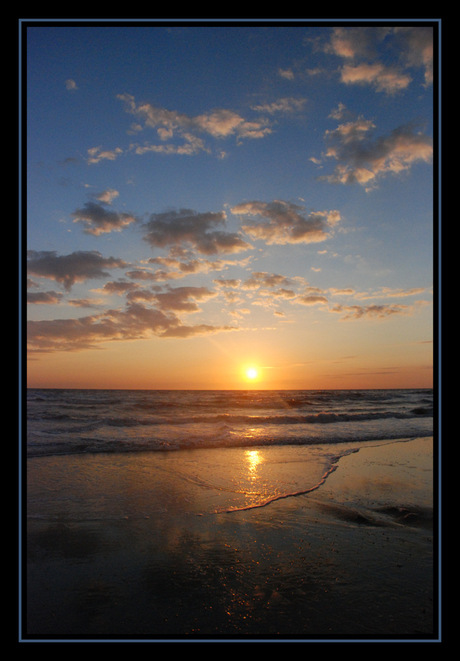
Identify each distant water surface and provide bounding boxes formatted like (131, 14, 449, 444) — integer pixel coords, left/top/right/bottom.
(26, 388, 433, 458)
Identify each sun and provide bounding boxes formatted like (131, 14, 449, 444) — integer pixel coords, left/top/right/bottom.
(245, 367, 258, 380)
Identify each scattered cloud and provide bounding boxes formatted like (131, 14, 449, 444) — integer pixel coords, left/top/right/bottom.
(160, 322, 237, 339)
(316, 116, 432, 189)
(231, 200, 340, 245)
(152, 286, 217, 313)
(101, 280, 140, 295)
(251, 97, 307, 114)
(27, 27, 434, 360)
(241, 271, 293, 290)
(330, 303, 410, 320)
(278, 68, 295, 80)
(323, 26, 433, 93)
(27, 291, 63, 305)
(26, 249, 431, 353)
(71, 201, 137, 235)
(27, 250, 128, 291)
(355, 286, 431, 300)
(296, 294, 329, 306)
(142, 208, 252, 255)
(87, 146, 123, 164)
(340, 62, 411, 94)
(117, 93, 273, 156)
(147, 253, 251, 281)
(130, 134, 208, 156)
(392, 26, 434, 87)
(27, 300, 237, 353)
(95, 189, 119, 204)
(67, 298, 103, 308)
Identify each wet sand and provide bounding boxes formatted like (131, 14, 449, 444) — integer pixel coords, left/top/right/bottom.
(24, 436, 436, 640)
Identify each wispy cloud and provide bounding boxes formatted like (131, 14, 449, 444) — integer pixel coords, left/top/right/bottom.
(117, 93, 273, 157)
(250, 97, 307, 114)
(330, 303, 411, 320)
(148, 252, 252, 281)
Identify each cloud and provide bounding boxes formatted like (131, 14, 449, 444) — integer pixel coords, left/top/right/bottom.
(278, 68, 295, 80)
(152, 286, 217, 313)
(392, 26, 434, 86)
(71, 201, 137, 235)
(67, 298, 103, 308)
(101, 280, 140, 295)
(324, 27, 412, 94)
(27, 291, 63, 305)
(148, 252, 253, 281)
(354, 286, 431, 300)
(65, 79, 78, 91)
(250, 97, 307, 114)
(323, 26, 433, 93)
(296, 294, 329, 306)
(131, 133, 208, 156)
(318, 118, 432, 189)
(87, 146, 123, 164)
(143, 208, 252, 255)
(160, 323, 236, 338)
(241, 271, 293, 289)
(340, 62, 411, 94)
(125, 269, 158, 282)
(27, 301, 237, 353)
(330, 303, 410, 320)
(324, 26, 385, 60)
(231, 200, 340, 245)
(95, 189, 119, 204)
(27, 250, 127, 291)
(117, 93, 272, 155)
(213, 278, 241, 289)
(27, 304, 171, 353)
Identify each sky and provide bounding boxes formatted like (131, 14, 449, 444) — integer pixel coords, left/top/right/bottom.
(24, 19, 437, 390)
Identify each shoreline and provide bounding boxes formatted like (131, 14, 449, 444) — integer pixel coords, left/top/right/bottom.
(25, 436, 436, 640)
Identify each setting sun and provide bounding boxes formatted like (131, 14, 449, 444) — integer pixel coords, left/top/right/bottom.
(245, 367, 258, 380)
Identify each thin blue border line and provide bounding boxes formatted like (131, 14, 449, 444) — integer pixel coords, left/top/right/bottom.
(18, 16, 23, 645)
(18, 17, 441, 24)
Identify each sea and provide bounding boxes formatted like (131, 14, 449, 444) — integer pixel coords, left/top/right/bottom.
(26, 388, 434, 459)
(25, 388, 436, 637)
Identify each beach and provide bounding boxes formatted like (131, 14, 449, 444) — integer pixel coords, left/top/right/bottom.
(25, 435, 435, 641)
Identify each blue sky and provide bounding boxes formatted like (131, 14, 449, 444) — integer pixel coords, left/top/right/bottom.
(24, 20, 437, 389)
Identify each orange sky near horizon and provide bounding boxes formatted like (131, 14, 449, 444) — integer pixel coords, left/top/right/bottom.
(27, 322, 433, 391)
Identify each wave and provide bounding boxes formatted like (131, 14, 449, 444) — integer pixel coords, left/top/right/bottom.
(27, 407, 433, 429)
(26, 388, 434, 458)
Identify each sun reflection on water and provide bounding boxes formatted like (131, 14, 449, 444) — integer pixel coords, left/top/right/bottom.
(246, 449, 262, 476)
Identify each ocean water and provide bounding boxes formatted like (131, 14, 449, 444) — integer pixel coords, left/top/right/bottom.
(26, 388, 433, 459)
